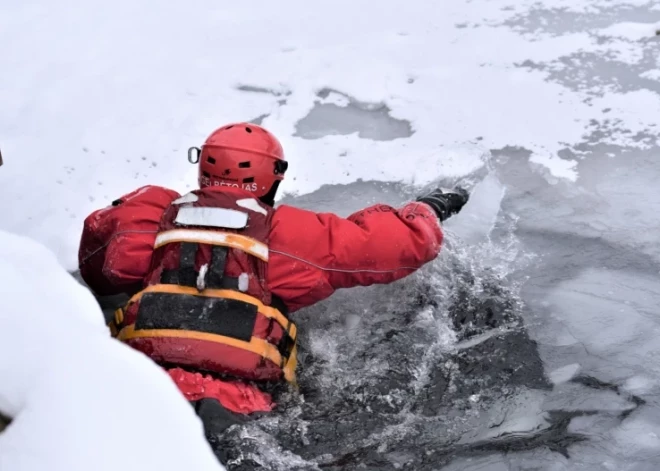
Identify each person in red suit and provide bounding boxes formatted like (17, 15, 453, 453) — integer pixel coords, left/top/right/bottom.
(78, 122, 469, 463)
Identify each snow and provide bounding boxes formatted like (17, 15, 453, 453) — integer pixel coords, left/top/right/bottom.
(0, 229, 225, 471)
(529, 153, 579, 182)
(1, 0, 659, 269)
(597, 20, 660, 41)
(641, 69, 660, 81)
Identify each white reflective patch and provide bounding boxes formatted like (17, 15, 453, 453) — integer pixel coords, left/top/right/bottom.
(175, 207, 248, 229)
(197, 264, 208, 291)
(172, 192, 199, 205)
(236, 198, 267, 216)
(238, 273, 249, 292)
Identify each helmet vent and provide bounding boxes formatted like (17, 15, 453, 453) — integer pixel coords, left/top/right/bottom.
(206, 156, 216, 164)
(202, 171, 211, 178)
(243, 177, 255, 183)
(238, 161, 251, 168)
(245, 126, 253, 133)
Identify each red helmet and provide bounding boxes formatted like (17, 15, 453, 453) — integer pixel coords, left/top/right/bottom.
(189, 122, 288, 199)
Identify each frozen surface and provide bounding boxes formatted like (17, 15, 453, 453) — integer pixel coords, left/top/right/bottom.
(0, 230, 224, 471)
(442, 171, 507, 246)
(598, 20, 660, 40)
(2, 0, 660, 268)
(2, 0, 660, 470)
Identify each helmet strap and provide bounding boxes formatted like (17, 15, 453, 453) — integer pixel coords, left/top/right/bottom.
(259, 181, 281, 207)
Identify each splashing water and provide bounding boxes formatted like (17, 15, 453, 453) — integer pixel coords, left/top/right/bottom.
(214, 171, 570, 470)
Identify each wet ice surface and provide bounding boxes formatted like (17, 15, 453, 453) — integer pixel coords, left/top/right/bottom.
(213, 4, 660, 471)
(293, 88, 414, 141)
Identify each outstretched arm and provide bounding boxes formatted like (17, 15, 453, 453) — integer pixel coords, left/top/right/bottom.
(268, 201, 443, 310)
(267, 187, 469, 311)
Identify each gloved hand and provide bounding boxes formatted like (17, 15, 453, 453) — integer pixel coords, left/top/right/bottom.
(416, 187, 470, 222)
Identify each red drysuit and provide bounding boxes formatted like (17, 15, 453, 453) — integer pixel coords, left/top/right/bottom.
(79, 185, 443, 415)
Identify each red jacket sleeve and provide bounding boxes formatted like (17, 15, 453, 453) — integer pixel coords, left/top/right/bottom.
(78, 185, 180, 296)
(267, 201, 443, 312)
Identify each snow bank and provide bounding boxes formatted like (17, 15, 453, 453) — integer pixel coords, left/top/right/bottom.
(0, 230, 225, 471)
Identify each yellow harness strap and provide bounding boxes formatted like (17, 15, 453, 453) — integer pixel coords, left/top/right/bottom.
(117, 324, 287, 366)
(126, 284, 297, 340)
(115, 283, 298, 383)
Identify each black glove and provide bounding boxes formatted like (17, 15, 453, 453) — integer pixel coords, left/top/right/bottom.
(416, 187, 469, 222)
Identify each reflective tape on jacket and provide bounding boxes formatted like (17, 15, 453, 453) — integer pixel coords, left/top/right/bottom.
(154, 229, 269, 261)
